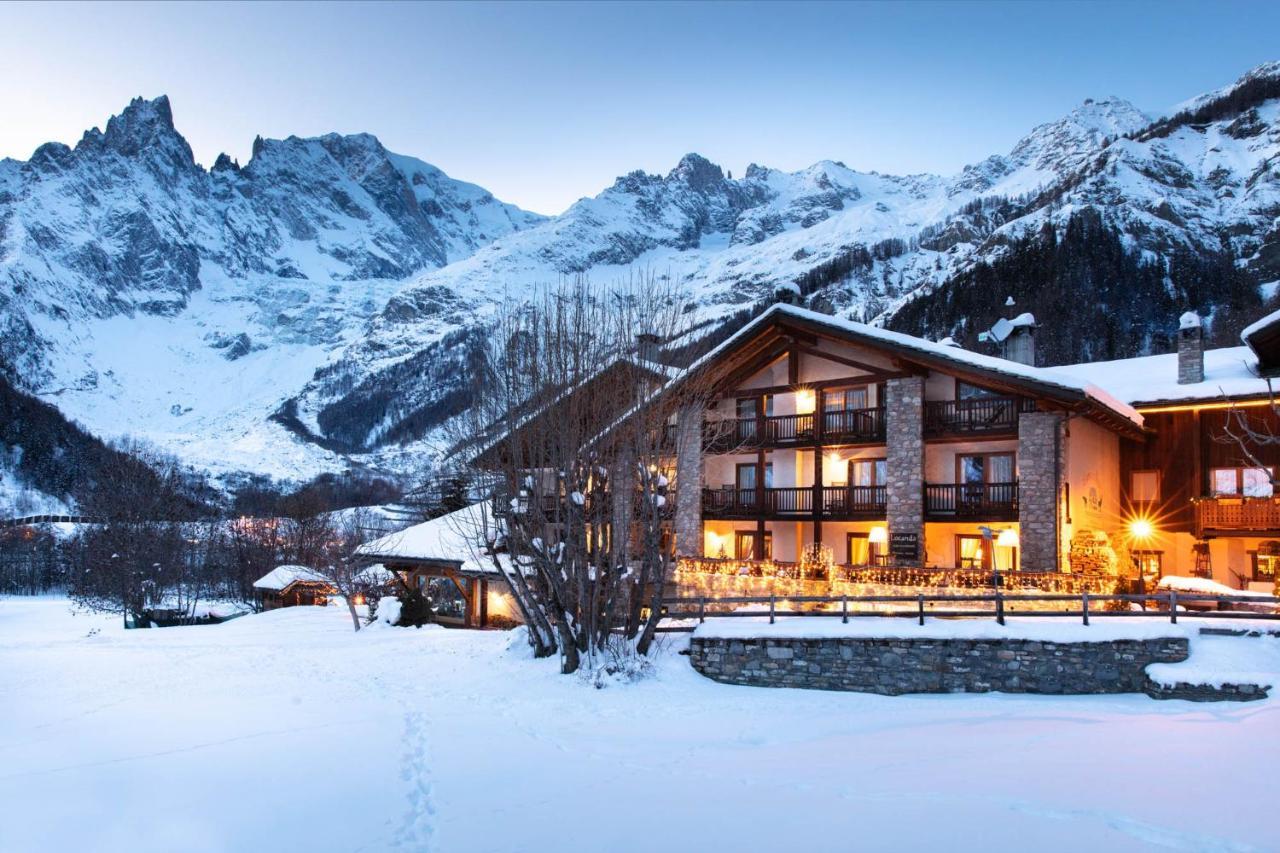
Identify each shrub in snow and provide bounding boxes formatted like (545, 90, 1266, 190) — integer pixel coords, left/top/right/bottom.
(395, 584, 432, 627)
(371, 596, 401, 627)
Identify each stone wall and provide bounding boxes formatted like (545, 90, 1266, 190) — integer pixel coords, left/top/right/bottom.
(674, 403, 705, 556)
(1018, 411, 1066, 571)
(688, 635, 1264, 701)
(885, 376, 925, 564)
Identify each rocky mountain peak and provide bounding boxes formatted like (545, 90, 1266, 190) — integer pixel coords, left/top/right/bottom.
(667, 153, 726, 192)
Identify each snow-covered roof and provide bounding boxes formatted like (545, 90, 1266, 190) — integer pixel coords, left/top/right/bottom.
(982, 312, 1036, 344)
(355, 501, 508, 576)
(1241, 308, 1280, 342)
(1062, 345, 1269, 407)
(686, 305, 1143, 428)
(252, 565, 331, 591)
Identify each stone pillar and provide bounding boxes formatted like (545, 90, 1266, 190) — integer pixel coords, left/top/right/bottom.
(1018, 411, 1067, 572)
(885, 377, 925, 565)
(674, 403, 705, 556)
(610, 451, 635, 561)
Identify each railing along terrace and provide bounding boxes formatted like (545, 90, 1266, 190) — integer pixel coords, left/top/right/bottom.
(923, 396, 1034, 435)
(654, 590, 1280, 631)
(1194, 496, 1280, 534)
(925, 482, 1018, 519)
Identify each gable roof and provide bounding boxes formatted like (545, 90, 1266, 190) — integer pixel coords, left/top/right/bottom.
(354, 501, 509, 577)
(680, 304, 1144, 435)
(1241, 308, 1280, 375)
(252, 565, 332, 592)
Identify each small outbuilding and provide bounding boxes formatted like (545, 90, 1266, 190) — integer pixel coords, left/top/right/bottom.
(355, 502, 522, 629)
(252, 565, 336, 611)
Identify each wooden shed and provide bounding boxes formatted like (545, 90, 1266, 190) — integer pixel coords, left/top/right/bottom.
(252, 565, 336, 611)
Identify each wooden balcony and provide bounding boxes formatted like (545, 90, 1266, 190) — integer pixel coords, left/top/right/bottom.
(923, 397, 1035, 437)
(703, 407, 885, 451)
(702, 485, 886, 520)
(924, 482, 1019, 520)
(1194, 496, 1280, 537)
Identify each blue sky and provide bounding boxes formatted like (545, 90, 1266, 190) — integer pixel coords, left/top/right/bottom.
(2, 1, 1277, 214)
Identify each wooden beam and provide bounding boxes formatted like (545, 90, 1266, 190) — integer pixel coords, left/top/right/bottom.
(793, 343, 894, 377)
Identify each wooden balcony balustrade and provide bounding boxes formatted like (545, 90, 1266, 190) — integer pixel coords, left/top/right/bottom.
(703, 406, 885, 450)
(701, 485, 887, 520)
(924, 482, 1019, 520)
(923, 397, 1035, 436)
(1194, 496, 1280, 536)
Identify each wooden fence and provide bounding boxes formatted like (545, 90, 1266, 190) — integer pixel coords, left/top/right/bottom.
(654, 591, 1280, 632)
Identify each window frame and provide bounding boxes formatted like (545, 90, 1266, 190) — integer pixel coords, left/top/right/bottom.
(735, 530, 772, 560)
(1209, 466, 1275, 497)
(1130, 469, 1161, 504)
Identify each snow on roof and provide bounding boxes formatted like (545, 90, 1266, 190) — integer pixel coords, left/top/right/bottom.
(984, 312, 1036, 344)
(688, 305, 1143, 427)
(1179, 311, 1202, 330)
(1241, 307, 1280, 344)
(355, 501, 507, 576)
(1062, 345, 1269, 407)
(253, 565, 331, 591)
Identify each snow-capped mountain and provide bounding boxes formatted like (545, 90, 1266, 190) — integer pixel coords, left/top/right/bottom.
(0, 96, 543, 487)
(3, 63, 1279, 495)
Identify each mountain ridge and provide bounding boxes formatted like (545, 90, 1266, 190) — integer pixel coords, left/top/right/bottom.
(2, 63, 1279, 497)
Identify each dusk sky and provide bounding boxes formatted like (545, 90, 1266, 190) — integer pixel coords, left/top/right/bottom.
(3, 0, 1277, 215)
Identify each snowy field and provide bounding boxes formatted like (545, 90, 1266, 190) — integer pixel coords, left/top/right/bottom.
(2, 598, 1279, 853)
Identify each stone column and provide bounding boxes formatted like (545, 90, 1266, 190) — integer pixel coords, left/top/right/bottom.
(885, 377, 925, 566)
(674, 403, 705, 556)
(1018, 411, 1067, 572)
(610, 451, 635, 561)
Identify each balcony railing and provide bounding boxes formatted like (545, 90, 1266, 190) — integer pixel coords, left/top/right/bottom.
(924, 397, 1034, 436)
(1194, 496, 1280, 535)
(924, 482, 1019, 520)
(822, 407, 885, 443)
(702, 485, 887, 519)
(704, 407, 885, 450)
(821, 485, 887, 519)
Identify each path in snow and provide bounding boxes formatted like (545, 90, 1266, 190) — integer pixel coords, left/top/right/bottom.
(1, 597, 1278, 852)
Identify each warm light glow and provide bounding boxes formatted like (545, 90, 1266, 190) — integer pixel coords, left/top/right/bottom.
(1137, 399, 1273, 414)
(1128, 518, 1155, 540)
(868, 526, 888, 545)
(794, 387, 816, 415)
(996, 528, 1020, 548)
(352, 594, 366, 606)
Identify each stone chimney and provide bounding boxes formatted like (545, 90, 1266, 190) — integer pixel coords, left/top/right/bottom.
(978, 297, 1037, 366)
(1177, 311, 1204, 384)
(774, 283, 801, 305)
(635, 332, 661, 363)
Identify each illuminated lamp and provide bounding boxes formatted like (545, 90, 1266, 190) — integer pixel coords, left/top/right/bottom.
(868, 526, 888, 545)
(1128, 518, 1155, 541)
(794, 387, 816, 414)
(996, 528, 1020, 548)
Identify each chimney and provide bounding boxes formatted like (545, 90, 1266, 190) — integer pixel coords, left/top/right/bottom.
(1177, 311, 1204, 384)
(774, 283, 801, 305)
(635, 332, 661, 363)
(978, 298, 1037, 366)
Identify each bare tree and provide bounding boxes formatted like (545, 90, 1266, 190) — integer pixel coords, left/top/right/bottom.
(447, 274, 712, 675)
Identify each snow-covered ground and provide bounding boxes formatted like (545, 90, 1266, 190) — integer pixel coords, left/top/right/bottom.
(2, 596, 1278, 852)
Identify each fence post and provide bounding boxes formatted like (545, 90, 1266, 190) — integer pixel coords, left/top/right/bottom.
(1081, 590, 1090, 626)
(699, 596, 706, 624)
(917, 592, 925, 626)
(995, 589, 1005, 626)
(841, 595, 848, 624)
(769, 594, 776, 625)
(1169, 590, 1177, 624)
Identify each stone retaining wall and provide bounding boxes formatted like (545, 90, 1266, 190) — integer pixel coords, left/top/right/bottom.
(689, 636, 1265, 701)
